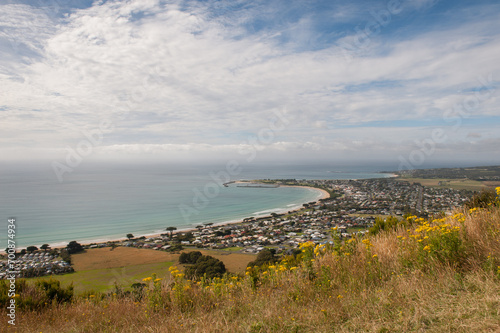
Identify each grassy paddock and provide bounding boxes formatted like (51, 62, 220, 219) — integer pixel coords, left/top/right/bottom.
(397, 177, 488, 190)
(26, 247, 255, 294)
(33, 261, 173, 294)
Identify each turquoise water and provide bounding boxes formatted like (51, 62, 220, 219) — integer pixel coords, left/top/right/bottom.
(0, 162, 393, 248)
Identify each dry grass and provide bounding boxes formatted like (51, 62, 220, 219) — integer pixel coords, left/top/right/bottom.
(72, 247, 179, 270)
(6, 269, 499, 332)
(3, 205, 500, 332)
(72, 247, 256, 274)
(195, 249, 256, 273)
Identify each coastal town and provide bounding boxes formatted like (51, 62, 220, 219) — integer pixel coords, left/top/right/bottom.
(0, 177, 477, 279)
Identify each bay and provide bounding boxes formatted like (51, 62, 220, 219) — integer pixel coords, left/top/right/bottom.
(0, 162, 393, 248)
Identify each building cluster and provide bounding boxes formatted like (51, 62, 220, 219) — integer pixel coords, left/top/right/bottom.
(0, 252, 73, 279)
(117, 204, 375, 254)
(314, 179, 472, 216)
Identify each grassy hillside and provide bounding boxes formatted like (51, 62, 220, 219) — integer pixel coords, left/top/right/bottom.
(2, 193, 500, 332)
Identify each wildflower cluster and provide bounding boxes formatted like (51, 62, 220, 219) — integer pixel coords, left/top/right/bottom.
(199, 275, 242, 296)
(496, 187, 500, 206)
(399, 214, 466, 269)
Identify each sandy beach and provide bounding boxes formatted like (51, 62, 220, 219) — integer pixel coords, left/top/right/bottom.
(40, 184, 331, 250)
(119, 184, 330, 242)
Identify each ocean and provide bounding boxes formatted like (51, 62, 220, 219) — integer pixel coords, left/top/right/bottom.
(0, 162, 394, 248)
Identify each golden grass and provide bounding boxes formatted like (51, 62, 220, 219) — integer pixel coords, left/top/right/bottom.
(194, 249, 256, 273)
(72, 247, 179, 270)
(7, 269, 499, 332)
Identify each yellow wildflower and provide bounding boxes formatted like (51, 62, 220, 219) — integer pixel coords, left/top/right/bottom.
(299, 241, 315, 249)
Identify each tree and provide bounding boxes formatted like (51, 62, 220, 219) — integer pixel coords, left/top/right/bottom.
(166, 227, 177, 240)
(66, 241, 84, 254)
(204, 222, 214, 228)
(27, 246, 38, 253)
(185, 255, 226, 280)
(177, 232, 194, 242)
(179, 251, 202, 264)
(126, 233, 134, 240)
(41, 244, 50, 252)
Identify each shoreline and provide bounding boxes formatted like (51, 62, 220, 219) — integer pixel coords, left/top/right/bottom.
(9, 185, 330, 252)
(89, 185, 330, 247)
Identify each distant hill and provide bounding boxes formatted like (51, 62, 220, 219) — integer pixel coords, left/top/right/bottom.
(391, 165, 500, 181)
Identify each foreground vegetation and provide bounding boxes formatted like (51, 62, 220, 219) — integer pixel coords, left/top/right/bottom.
(2, 190, 500, 332)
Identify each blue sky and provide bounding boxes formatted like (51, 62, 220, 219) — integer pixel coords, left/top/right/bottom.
(1, 0, 499, 169)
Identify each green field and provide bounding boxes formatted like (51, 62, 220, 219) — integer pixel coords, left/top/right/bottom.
(397, 177, 488, 191)
(33, 261, 173, 294)
(29, 246, 256, 294)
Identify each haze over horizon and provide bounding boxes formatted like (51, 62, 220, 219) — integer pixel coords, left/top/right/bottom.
(1, 0, 500, 171)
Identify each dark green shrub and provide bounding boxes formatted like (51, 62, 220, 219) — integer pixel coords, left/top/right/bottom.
(179, 251, 202, 264)
(36, 279, 73, 303)
(185, 255, 226, 279)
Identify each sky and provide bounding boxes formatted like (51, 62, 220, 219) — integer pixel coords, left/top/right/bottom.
(1, 0, 500, 170)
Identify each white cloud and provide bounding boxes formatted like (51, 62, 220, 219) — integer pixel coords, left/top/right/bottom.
(0, 0, 499, 165)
